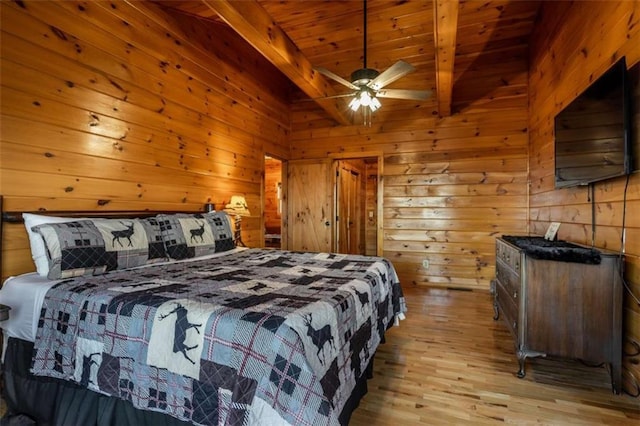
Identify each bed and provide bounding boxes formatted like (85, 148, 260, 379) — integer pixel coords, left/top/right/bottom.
(0, 210, 406, 425)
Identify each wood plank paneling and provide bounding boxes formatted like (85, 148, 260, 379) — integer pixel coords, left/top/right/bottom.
(528, 0, 640, 397)
(290, 0, 531, 292)
(0, 0, 291, 279)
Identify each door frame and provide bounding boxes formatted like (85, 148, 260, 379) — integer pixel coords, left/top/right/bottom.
(329, 152, 383, 257)
(335, 159, 364, 254)
(263, 154, 287, 249)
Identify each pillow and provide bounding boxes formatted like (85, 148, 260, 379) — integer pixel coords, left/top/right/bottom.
(156, 212, 234, 260)
(206, 211, 235, 253)
(32, 218, 162, 280)
(23, 213, 88, 276)
(139, 216, 169, 264)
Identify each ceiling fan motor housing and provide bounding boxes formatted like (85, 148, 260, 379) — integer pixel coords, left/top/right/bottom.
(351, 68, 380, 86)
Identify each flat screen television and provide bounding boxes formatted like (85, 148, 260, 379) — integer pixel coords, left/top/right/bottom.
(554, 57, 632, 188)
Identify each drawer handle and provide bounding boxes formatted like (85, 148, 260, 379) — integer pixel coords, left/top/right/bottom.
(515, 261, 520, 270)
(513, 291, 517, 299)
(513, 321, 517, 329)
(496, 270, 500, 278)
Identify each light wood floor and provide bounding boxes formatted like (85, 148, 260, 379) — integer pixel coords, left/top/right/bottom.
(350, 285, 640, 425)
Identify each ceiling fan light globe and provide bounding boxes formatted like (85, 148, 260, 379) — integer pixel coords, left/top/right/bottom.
(360, 91, 372, 106)
(349, 97, 361, 111)
(370, 97, 381, 111)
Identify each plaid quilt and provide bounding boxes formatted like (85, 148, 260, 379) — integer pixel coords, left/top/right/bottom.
(31, 249, 406, 425)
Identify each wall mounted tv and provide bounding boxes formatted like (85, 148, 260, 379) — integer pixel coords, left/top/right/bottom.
(554, 57, 632, 189)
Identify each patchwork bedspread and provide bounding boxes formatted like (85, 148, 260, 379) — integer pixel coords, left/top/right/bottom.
(31, 249, 406, 425)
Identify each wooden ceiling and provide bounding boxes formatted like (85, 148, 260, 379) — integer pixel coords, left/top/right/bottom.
(155, 0, 541, 123)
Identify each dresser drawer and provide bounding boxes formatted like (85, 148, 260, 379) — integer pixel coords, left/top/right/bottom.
(496, 279, 518, 336)
(496, 258, 520, 303)
(496, 239, 522, 273)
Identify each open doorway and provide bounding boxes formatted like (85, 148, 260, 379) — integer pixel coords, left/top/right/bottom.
(264, 155, 283, 248)
(334, 156, 379, 256)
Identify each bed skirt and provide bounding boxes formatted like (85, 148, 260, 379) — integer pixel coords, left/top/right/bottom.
(1, 337, 372, 426)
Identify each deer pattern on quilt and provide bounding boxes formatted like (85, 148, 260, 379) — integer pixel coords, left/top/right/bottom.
(148, 299, 211, 379)
(159, 302, 203, 364)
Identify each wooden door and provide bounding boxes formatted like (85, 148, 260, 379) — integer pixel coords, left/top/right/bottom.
(286, 159, 333, 252)
(336, 160, 363, 254)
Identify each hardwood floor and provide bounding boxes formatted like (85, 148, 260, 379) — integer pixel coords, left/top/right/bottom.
(350, 285, 640, 425)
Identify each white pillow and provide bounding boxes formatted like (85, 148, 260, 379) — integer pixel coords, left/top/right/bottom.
(23, 213, 88, 276)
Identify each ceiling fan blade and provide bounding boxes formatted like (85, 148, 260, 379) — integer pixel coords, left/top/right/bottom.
(302, 93, 357, 101)
(314, 67, 359, 90)
(376, 89, 432, 101)
(367, 60, 416, 90)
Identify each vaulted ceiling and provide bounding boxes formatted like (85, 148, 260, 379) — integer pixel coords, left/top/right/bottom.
(155, 0, 541, 125)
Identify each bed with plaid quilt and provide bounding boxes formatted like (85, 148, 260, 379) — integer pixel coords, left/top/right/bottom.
(31, 248, 406, 425)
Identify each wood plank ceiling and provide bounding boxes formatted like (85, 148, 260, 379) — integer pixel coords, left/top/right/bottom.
(155, 0, 541, 123)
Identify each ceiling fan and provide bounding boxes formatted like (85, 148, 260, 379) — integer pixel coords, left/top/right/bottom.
(314, 0, 432, 124)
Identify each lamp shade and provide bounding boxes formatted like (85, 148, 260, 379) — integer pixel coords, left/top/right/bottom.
(224, 195, 251, 216)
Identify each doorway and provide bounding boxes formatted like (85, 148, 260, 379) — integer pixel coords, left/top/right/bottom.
(336, 160, 362, 254)
(264, 155, 283, 248)
(334, 157, 379, 255)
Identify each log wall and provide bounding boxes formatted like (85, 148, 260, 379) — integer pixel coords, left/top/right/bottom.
(0, 0, 291, 278)
(528, 0, 640, 397)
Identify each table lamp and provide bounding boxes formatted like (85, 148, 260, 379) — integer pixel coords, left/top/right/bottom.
(224, 195, 251, 247)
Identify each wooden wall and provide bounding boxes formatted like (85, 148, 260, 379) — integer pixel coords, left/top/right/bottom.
(528, 0, 640, 397)
(290, 60, 529, 289)
(0, 0, 292, 278)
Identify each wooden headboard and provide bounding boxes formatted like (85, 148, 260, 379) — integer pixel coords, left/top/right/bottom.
(0, 204, 209, 282)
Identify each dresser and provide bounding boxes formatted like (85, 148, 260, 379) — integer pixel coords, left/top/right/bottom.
(493, 236, 623, 394)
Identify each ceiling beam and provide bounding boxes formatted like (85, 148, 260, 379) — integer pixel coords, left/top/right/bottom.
(201, 0, 352, 126)
(433, 0, 459, 117)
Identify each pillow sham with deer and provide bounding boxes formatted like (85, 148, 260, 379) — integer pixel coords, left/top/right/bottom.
(23, 213, 90, 277)
(156, 213, 234, 260)
(32, 218, 165, 280)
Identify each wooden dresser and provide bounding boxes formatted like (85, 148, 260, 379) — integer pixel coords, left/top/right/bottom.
(493, 236, 623, 394)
